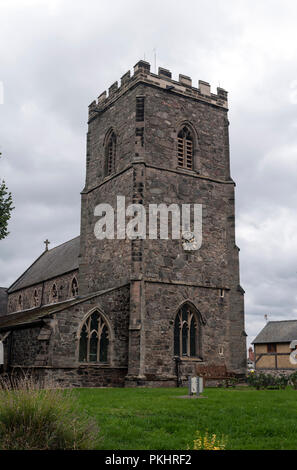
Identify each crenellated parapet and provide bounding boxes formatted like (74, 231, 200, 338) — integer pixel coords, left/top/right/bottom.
(88, 60, 228, 120)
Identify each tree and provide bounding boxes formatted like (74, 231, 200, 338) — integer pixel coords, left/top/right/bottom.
(0, 153, 14, 240)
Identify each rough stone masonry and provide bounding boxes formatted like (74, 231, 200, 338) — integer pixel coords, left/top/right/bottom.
(0, 60, 247, 387)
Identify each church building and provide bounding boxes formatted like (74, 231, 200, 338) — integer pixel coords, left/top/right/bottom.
(0, 61, 246, 387)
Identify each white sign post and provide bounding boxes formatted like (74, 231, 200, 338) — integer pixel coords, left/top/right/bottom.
(188, 376, 204, 397)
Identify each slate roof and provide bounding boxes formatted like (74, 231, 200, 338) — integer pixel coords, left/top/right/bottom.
(8, 236, 80, 293)
(0, 286, 124, 331)
(252, 320, 297, 344)
(0, 288, 8, 316)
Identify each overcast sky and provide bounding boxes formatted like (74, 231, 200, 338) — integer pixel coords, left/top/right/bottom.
(0, 0, 297, 348)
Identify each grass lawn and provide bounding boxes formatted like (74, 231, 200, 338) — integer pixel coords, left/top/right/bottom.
(73, 386, 297, 450)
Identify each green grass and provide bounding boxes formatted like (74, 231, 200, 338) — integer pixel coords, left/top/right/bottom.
(72, 386, 297, 450)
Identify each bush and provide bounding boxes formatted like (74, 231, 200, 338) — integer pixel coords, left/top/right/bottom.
(0, 376, 100, 450)
(289, 371, 297, 389)
(189, 430, 227, 450)
(246, 372, 289, 390)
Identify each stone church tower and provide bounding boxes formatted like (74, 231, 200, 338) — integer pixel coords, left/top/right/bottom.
(0, 61, 246, 387)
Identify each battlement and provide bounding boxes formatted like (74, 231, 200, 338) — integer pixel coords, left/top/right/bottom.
(89, 60, 228, 119)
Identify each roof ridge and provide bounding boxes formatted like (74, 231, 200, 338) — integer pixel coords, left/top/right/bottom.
(47, 235, 80, 253)
(267, 319, 297, 324)
(8, 236, 80, 294)
(8, 250, 47, 293)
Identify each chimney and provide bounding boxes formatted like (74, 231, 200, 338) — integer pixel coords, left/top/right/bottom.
(248, 347, 255, 362)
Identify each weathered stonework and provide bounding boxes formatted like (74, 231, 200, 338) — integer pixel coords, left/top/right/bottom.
(0, 60, 246, 387)
(7, 270, 79, 313)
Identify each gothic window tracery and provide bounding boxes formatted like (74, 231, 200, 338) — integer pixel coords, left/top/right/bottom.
(174, 303, 201, 358)
(79, 311, 110, 363)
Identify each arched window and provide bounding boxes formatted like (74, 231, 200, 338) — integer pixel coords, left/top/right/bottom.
(174, 303, 201, 358)
(105, 131, 116, 176)
(71, 277, 78, 297)
(79, 311, 110, 363)
(51, 283, 58, 303)
(177, 126, 193, 170)
(34, 289, 39, 307)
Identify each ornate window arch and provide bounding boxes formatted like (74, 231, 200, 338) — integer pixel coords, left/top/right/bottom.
(78, 310, 110, 363)
(177, 125, 194, 170)
(71, 277, 78, 297)
(105, 130, 116, 176)
(174, 302, 202, 358)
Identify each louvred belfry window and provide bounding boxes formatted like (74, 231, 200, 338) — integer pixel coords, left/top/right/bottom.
(174, 303, 200, 358)
(79, 311, 110, 363)
(106, 132, 116, 176)
(177, 126, 193, 170)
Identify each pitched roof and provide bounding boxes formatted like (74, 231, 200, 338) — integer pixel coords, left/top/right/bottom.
(8, 236, 80, 293)
(252, 320, 297, 344)
(0, 288, 8, 316)
(0, 293, 97, 331)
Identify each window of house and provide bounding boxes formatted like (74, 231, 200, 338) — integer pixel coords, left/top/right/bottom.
(18, 294, 23, 310)
(79, 311, 110, 363)
(174, 303, 201, 358)
(177, 126, 193, 170)
(71, 277, 78, 297)
(106, 131, 116, 176)
(267, 343, 277, 353)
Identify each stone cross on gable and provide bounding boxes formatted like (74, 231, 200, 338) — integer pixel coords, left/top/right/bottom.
(44, 239, 50, 251)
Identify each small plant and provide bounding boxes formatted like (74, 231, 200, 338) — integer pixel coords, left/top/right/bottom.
(189, 430, 227, 450)
(289, 371, 297, 390)
(0, 375, 100, 450)
(221, 377, 238, 388)
(246, 371, 289, 390)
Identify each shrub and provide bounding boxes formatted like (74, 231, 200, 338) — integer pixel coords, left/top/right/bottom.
(189, 430, 227, 450)
(0, 375, 100, 450)
(246, 372, 289, 390)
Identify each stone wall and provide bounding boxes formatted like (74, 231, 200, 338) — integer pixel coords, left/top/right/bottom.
(7, 269, 79, 313)
(4, 285, 130, 388)
(78, 63, 246, 383)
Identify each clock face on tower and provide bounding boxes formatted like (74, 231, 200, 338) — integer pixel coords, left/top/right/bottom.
(181, 231, 199, 251)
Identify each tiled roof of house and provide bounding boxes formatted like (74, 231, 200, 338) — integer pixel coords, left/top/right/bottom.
(8, 236, 80, 293)
(252, 320, 297, 344)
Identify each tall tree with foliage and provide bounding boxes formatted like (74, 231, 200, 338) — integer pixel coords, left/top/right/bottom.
(0, 153, 14, 240)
